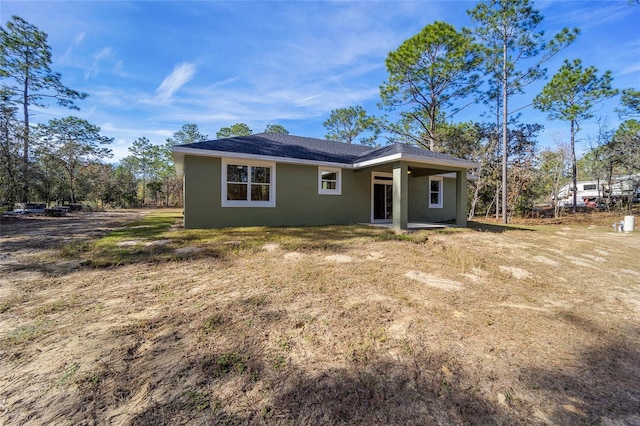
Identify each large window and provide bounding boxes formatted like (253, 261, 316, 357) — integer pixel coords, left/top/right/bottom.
(428, 176, 443, 208)
(318, 167, 342, 195)
(222, 159, 275, 207)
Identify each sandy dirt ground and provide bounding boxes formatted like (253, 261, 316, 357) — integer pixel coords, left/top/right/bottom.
(0, 211, 639, 425)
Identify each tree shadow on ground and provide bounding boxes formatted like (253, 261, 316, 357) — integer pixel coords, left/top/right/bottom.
(127, 346, 520, 425)
(521, 312, 640, 425)
(467, 221, 535, 233)
(263, 356, 519, 425)
(11, 297, 517, 425)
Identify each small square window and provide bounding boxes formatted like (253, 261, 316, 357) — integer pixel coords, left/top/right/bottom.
(318, 167, 342, 195)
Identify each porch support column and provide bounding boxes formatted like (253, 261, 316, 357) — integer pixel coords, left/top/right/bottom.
(393, 162, 408, 230)
(455, 169, 467, 227)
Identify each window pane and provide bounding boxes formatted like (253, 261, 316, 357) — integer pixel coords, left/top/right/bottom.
(251, 184, 270, 201)
(321, 171, 337, 181)
(252, 166, 270, 184)
(322, 181, 336, 190)
(227, 183, 247, 200)
(227, 165, 248, 183)
(430, 192, 440, 205)
(430, 180, 440, 192)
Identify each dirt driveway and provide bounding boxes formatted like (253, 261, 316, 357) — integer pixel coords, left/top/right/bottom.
(1, 210, 144, 250)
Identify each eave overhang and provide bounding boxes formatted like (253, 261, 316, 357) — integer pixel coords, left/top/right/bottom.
(172, 146, 479, 177)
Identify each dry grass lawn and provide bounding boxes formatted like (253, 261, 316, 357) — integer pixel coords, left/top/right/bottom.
(1, 209, 639, 425)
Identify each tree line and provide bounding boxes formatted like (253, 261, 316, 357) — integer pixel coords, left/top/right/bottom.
(1, 1, 639, 218)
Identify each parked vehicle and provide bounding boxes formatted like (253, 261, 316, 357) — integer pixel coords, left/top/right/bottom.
(7, 203, 47, 214)
(555, 175, 640, 207)
(1, 203, 78, 216)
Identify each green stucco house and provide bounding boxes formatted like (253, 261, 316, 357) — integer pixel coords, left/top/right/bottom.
(172, 133, 477, 230)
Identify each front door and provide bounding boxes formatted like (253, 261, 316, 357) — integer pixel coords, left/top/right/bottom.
(372, 173, 393, 222)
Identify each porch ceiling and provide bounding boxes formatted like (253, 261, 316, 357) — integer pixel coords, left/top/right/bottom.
(408, 167, 457, 178)
(354, 161, 466, 177)
(358, 166, 457, 177)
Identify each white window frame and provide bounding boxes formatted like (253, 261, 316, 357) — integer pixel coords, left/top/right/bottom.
(318, 167, 342, 195)
(221, 158, 276, 207)
(428, 176, 443, 209)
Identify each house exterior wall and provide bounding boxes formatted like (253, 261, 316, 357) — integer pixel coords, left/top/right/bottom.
(408, 176, 457, 223)
(183, 155, 370, 228)
(183, 155, 460, 228)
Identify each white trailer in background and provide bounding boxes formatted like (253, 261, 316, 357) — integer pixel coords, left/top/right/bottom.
(555, 175, 640, 207)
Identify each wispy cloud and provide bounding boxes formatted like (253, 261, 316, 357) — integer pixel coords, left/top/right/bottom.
(556, 4, 633, 30)
(621, 63, 640, 75)
(61, 31, 85, 62)
(85, 47, 114, 80)
(204, 76, 239, 90)
(112, 60, 127, 78)
(152, 63, 196, 105)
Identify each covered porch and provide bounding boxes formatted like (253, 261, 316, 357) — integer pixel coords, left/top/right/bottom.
(355, 160, 473, 231)
(392, 162, 469, 230)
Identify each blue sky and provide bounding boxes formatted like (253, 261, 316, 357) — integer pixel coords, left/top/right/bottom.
(1, 1, 639, 161)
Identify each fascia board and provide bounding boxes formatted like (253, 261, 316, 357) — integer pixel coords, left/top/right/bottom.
(352, 153, 403, 169)
(171, 146, 351, 169)
(353, 153, 479, 170)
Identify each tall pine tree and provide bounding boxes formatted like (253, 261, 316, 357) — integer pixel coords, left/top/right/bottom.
(468, 0, 578, 223)
(533, 59, 617, 212)
(0, 16, 87, 202)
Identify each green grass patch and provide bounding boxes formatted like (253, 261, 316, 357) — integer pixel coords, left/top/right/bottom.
(35, 299, 73, 315)
(238, 294, 270, 308)
(75, 371, 102, 387)
(203, 313, 227, 334)
(213, 353, 247, 376)
(5, 319, 49, 345)
(83, 210, 181, 266)
(55, 362, 79, 387)
(60, 240, 93, 258)
(96, 210, 179, 243)
(272, 353, 287, 369)
(0, 296, 22, 314)
(183, 390, 210, 410)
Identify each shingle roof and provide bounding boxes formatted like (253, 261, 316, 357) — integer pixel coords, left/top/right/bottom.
(174, 132, 476, 169)
(178, 133, 372, 164)
(354, 142, 471, 165)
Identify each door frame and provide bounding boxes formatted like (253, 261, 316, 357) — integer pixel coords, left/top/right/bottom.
(371, 172, 393, 223)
